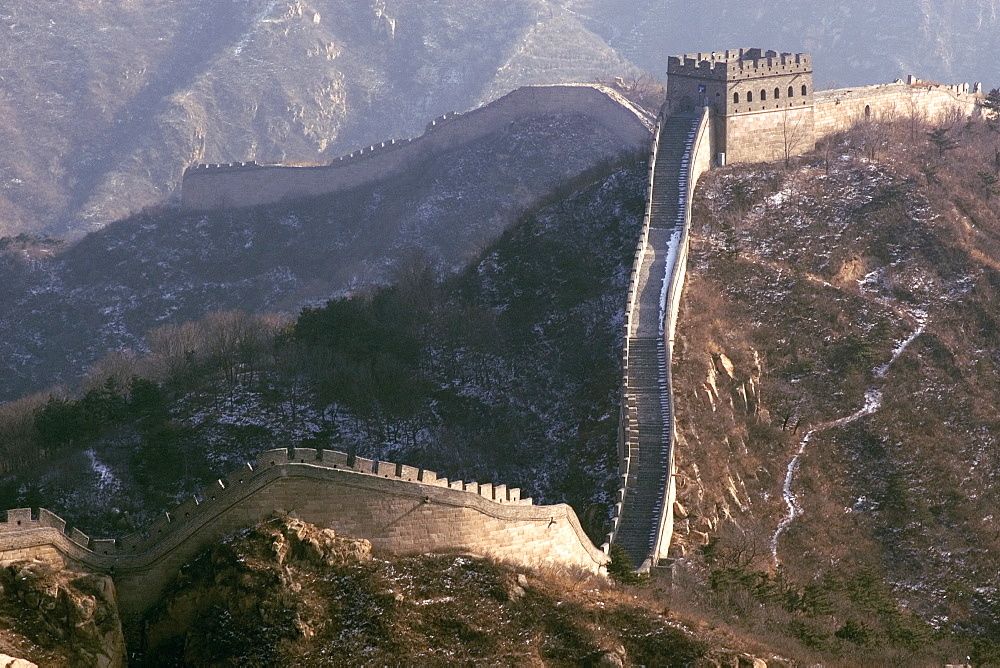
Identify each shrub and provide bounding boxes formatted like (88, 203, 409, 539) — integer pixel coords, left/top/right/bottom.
(607, 543, 646, 585)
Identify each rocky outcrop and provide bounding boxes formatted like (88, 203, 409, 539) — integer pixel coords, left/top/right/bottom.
(0, 560, 125, 668)
(0, 656, 37, 668)
(269, 516, 373, 567)
(142, 515, 373, 663)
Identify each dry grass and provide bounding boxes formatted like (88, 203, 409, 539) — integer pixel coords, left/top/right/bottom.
(667, 115, 1000, 664)
(139, 520, 711, 667)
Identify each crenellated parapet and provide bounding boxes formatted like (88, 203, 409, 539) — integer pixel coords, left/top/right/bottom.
(668, 49, 812, 83)
(0, 447, 532, 558)
(0, 447, 602, 616)
(184, 161, 262, 175)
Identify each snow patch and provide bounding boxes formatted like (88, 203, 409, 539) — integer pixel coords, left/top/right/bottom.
(86, 448, 120, 492)
(771, 306, 928, 565)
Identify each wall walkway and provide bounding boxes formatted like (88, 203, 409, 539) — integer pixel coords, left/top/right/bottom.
(610, 107, 712, 570)
(0, 449, 607, 617)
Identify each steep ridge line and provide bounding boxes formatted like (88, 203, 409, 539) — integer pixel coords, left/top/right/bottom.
(609, 106, 713, 570)
(0, 448, 608, 616)
(180, 84, 655, 210)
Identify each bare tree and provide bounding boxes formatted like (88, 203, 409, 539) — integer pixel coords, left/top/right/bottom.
(599, 73, 667, 114)
(0, 391, 52, 473)
(144, 321, 205, 385)
(851, 103, 897, 161)
(903, 91, 927, 143)
(781, 109, 811, 165)
(81, 350, 139, 394)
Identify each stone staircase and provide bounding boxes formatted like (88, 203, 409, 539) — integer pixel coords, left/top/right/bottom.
(615, 114, 700, 568)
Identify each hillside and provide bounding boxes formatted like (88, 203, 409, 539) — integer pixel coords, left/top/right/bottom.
(668, 114, 1000, 663)
(3, 516, 798, 667)
(0, 0, 642, 239)
(0, 156, 645, 547)
(0, 109, 641, 404)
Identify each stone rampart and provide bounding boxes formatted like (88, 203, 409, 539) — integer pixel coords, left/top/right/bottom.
(814, 81, 982, 139)
(0, 448, 607, 617)
(180, 84, 655, 211)
(667, 48, 983, 165)
(652, 107, 713, 564)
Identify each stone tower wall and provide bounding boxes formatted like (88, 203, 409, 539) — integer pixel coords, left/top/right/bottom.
(667, 48, 814, 163)
(724, 105, 816, 164)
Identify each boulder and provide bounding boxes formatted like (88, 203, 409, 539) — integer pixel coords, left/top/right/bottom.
(0, 655, 38, 668)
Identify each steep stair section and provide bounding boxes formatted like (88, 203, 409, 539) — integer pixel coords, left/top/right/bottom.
(615, 114, 700, 568)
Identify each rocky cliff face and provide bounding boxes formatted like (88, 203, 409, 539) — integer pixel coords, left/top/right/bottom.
(0, 560, 125, 667)
(142, 515, 373, 664)
(137, 515, 714, 666)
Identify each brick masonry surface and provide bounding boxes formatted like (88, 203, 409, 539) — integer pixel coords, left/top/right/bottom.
(0, 451, 608, 617)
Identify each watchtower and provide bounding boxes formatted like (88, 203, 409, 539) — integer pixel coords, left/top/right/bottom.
(666, 48, 815, 164)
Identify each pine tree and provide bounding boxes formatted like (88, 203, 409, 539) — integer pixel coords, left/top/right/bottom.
(985, 88, 1000, 113)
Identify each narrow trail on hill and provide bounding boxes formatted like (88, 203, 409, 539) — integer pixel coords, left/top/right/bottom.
(770, 307, 928, 566)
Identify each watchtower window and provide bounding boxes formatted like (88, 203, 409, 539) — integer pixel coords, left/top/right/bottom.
(734, 92, 740, 103)
(788, 86, 794, 97)
(801, 84, 808, 96)
(774, 87, 781, 99)
(747, 91, 753, 102)
(761, 90, 767, 101)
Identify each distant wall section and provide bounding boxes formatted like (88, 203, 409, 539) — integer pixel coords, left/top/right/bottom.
(181, 85, 654, 211)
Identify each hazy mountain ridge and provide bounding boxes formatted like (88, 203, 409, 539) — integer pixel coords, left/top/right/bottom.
(0, 0, 642, 238)
(562, 0, 999, 88)
(5, 0, 994, 238)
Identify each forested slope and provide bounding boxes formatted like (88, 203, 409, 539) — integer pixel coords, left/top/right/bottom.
(0, 157, 647, 546)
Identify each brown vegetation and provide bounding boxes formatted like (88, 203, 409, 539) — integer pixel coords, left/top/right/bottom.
(668, 110, 1000, 663)
(139, 516, 709, 667)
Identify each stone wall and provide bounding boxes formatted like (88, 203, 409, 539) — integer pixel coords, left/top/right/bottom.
(716, 81, 980, 164)
(0, 449, 608, 617)
(725, 105, 816, 164)
(653, 107, 713, 563)
(666, 49, 983, 165)
(814, 82, 982, 139)
(180, 84, 655, 211)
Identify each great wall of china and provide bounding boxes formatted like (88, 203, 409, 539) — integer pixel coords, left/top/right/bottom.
(180, 84, 655, 211)
(0, 49, 988, 616)
(0, 448, 607, 618)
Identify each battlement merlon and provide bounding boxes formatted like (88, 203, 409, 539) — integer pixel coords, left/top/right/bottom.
(668, 49, 811, 81)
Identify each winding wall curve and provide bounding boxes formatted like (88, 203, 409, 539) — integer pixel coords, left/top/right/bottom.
(180, 84, 655, 211)
(0, 448, 607, 617)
